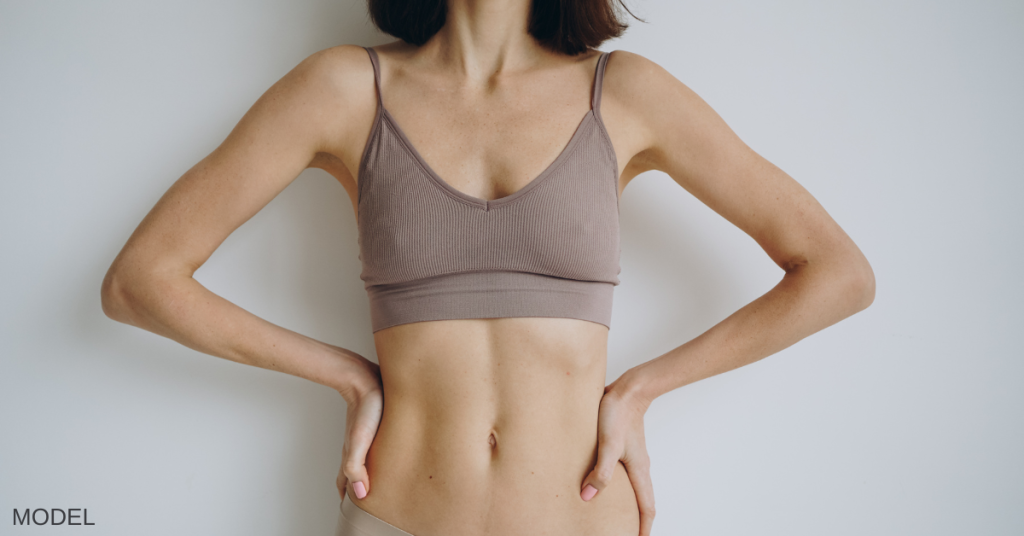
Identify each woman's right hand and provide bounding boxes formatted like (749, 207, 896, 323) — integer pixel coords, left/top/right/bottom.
(333, 350, 384, 502)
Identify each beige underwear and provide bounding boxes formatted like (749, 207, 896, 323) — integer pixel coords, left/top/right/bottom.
(335, 496, 415, 536)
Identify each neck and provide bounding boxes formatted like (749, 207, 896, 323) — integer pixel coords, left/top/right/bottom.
(419, 0, 550, 83)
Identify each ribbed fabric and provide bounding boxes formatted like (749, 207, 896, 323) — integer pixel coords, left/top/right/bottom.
(358, 46, 621, 333)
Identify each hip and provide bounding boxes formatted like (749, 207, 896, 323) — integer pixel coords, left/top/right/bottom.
(345, 447, 639, 536)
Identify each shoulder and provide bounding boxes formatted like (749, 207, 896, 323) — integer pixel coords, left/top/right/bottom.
(253, 44, 385, 151)
(600, 49, 736, 175)
(597, 50, 700, 172)
(217, 44, 388, 179)
(602, 49, 662, 75)
(601, 49, 682, 103)
(238, 44, 379, 124)
(283, 44, 377, 102)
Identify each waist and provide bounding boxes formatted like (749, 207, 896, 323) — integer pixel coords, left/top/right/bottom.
(351, 318, 639, 536)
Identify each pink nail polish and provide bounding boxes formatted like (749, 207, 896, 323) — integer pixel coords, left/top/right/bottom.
(581, 484, 598, 501)
(353, 481, 367, 499)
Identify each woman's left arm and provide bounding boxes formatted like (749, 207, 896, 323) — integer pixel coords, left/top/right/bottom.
(580, 51, 875, 536)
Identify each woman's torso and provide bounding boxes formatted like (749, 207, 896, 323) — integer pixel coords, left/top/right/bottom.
(313, 42, 640, 536)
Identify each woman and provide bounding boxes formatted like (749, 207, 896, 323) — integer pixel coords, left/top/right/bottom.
(100, 0, 875, 535)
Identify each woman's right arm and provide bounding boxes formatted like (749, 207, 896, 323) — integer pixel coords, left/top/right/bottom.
(100, 45, 379, 402)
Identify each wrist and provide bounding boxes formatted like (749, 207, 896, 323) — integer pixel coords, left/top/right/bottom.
(611, 365, 656, 412)
(329, 347, 381, 404)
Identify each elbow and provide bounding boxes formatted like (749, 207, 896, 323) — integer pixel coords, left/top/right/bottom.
(843, 254, 875, 314)
(102, 258, 191, 327)
(861, 262, 876, 310)
(101, 263, 138, 325)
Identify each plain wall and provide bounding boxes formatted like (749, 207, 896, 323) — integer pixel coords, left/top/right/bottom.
(1, 0, 1021, 534)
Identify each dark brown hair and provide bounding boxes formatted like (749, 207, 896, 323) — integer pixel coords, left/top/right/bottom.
(367, 0, 644, 56)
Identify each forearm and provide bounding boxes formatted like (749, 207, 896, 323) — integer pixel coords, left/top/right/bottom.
(102, 270, 375, 399)
(620, 258, 874, 406)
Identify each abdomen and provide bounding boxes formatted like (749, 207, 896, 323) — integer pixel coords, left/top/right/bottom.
(350, 317, 640, 536)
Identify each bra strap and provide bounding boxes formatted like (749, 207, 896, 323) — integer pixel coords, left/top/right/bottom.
(591, 51, 612, 120)
(363, 46, 383, 105)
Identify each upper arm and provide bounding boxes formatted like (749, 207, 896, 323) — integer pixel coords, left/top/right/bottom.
(110, 45, 372, 280)
(611, 51, 872, 282)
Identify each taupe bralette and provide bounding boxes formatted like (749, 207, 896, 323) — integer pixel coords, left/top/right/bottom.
(357, 46, 621, 333)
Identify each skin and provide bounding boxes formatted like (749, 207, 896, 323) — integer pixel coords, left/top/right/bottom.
(101, 1, 875, 535)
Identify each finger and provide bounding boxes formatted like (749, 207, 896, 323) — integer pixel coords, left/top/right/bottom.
(336, 473, 348, 501)
(342, 449, 370, 499)
(581, 439, 621, 501)
(622, 455, 656, 536)
(342, 427, 376, 499)
(337, 442, 350, 501)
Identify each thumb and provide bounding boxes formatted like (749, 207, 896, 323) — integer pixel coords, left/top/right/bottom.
(580, 439, 621, 501)
(343, 432, 374, 500)
(343, 453, 370, 499)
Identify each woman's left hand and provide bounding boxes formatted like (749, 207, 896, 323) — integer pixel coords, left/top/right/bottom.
(580, 372, 656, 536)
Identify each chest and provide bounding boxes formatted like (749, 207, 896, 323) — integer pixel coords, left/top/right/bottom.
(355, 105, 621, 287)
(386, 109, 597, 204)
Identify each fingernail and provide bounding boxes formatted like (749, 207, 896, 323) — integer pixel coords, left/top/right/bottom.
(353, 481, 367, 499)
(581, 484, 598, 501)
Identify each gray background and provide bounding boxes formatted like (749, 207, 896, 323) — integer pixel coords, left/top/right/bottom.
(1, 0, 1021, 534)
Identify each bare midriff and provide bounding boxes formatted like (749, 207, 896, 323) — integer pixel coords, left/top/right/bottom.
(349, 316, 640, 536)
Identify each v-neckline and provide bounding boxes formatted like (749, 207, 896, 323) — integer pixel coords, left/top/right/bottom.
(381, 106, 596, 211)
